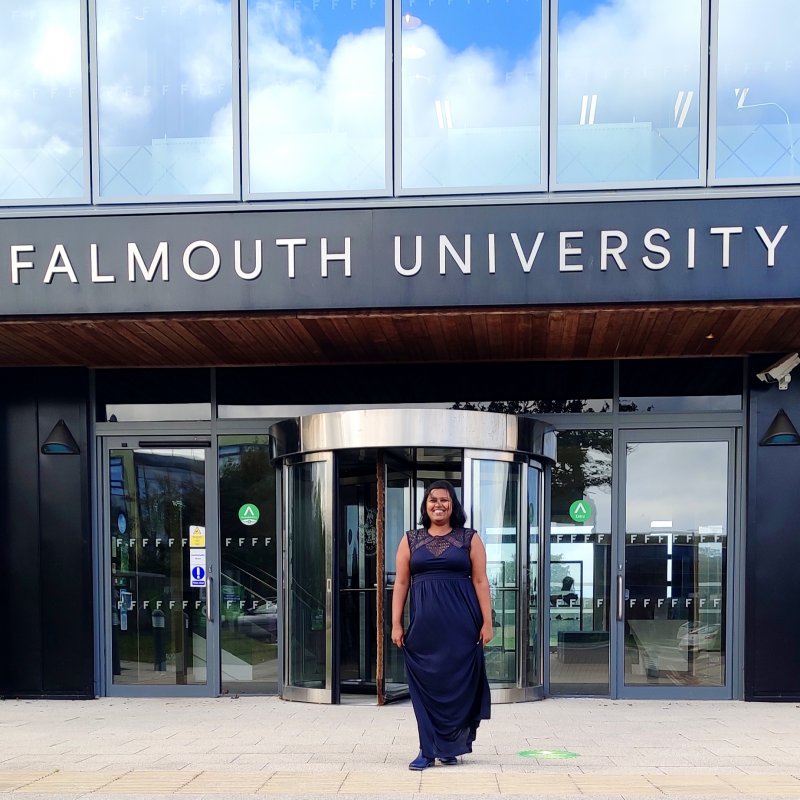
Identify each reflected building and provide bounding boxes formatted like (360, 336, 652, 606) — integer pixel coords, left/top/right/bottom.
(1, 0, 799, 705)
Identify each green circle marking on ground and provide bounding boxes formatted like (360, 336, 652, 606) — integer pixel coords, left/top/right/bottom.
(568, 499, 592, 523)
(518, 749, 579, 759)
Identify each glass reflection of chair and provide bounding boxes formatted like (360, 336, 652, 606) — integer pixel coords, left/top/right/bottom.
(552, 576, 579, 609)
(550, 563, 582, 626)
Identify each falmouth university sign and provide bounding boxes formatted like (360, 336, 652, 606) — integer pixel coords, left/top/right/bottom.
(1, 196, 798, 317)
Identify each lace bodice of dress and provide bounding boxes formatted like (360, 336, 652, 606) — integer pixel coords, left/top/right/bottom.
(407, 527, 476, 559)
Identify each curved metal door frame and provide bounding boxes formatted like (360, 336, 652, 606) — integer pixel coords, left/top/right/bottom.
(270, 408, 555, 463)
(273, 409, 554, 705)
(464, 449, 545, 703)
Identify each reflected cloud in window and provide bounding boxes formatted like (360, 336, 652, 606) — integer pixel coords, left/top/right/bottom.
(96, 0, 235, 198)
(401, 0, 543, 191)
(716, 0, 800, 180)
(0, 1, 85, 201)
(556, 0, 702, 186)
(247, 0, 387, 195)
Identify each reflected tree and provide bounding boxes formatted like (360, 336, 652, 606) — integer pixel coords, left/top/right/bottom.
(451, 399, 612, 521)
(453, 399, 610, 415)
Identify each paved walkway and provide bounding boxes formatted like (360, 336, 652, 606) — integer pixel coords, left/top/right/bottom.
(0, 696, 799, 799)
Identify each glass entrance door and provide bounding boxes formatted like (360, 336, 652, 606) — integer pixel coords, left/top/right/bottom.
(272, 408, 555, 704)
(548, 429, 613, 695)
(335, 448, 444, 705)
(382, 457, 414, 703)
(465, 451, 543, 701)
(338, 453, 379, 698)
(287, 447, 418, 705)
(284, 454, 334, 702)
(104, 438, 218, 695)
(616, 431, 734, 698)
(333, 447, 546, 704)
(218, 435, 278, 694)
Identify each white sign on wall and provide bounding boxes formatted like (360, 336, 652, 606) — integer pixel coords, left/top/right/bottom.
(189, 549, 207, 588)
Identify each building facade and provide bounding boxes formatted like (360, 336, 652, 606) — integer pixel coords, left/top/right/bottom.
(1, 0, 800, 702)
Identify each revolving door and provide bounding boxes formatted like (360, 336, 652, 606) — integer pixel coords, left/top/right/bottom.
(271, 409, 555, 705)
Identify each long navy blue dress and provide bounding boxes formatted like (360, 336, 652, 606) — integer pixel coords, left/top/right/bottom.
(403, 527, 491, 760)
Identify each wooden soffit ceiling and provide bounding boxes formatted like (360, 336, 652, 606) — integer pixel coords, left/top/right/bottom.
(1, 301, 800, 368)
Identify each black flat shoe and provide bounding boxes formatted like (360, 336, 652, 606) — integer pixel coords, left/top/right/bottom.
(439, 756, 458, 765)
(408, 751, 435, 770)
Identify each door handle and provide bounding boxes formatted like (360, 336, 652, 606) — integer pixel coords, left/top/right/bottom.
(207, 575, 213, 623)
(616, 574, 624, 622)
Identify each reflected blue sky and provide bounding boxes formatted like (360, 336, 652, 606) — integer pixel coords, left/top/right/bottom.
(247, 0, 386, 192)
(6, 0, 800, 198)
(249, 0, 382, 57)
(251, 0, 541, 68)
(403, 0, 541, 70)
(560, 0, 608, 9)
(559, 0, 609, 24)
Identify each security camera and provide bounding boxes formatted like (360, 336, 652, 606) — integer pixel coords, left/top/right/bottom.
(757, 352, 800, 390)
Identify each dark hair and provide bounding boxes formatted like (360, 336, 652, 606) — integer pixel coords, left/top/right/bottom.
(419, 479, 467, 529)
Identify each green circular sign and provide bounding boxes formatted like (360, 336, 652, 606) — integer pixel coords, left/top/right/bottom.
(518, 749, 579, 759)
(568, 499, 592, 523)
(238, 503, 260, 526)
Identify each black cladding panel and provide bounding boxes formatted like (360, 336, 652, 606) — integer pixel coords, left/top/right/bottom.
(746, 356, 800, 700)
(0, 369, 92, 698)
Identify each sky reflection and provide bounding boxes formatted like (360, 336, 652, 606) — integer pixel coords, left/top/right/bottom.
(3, 0, 800, 198)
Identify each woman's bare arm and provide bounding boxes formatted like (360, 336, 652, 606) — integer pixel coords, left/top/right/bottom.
(391, 535, 411, 647)
(470, 533, 494, 645)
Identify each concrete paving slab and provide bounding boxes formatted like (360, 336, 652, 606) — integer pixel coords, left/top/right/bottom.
(258, 776, 347, 794)
(2, 697, 800, 798)
(175, 772, 271, 794)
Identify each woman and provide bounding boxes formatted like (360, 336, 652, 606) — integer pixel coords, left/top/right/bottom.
(391, 480, 493, 770)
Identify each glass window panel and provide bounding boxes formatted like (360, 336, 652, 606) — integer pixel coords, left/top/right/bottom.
(247, 0, 386, 195)
(96, 1, 234, 199)
(624, 441, 728, 688)
(109, 447, 208, 686)
(337, 456, 378, 692)
(217, 362, 612, 417)
(454, 399, 610, 414)
(549, 429, 612, 695)
(619, 358, 743, 413)
(287, 461, 329, 689)
(454, 361, 613, 414)
(471, 459, 520, 687)
(96, 369, 211, 422)
(526, 464, 541, 687)
(715, 0, 800, 180)
(401, 0, 542, 190)
(219, 436, 278, 694)
(384, 462, 412, 698)
(556, 0, 702, 186)
(0, 1, 85, 202)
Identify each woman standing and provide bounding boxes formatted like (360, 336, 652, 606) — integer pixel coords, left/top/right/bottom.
(391, 480, 493, 770)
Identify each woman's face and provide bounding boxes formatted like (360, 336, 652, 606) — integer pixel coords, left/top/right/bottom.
(426, 488, 452, 526)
